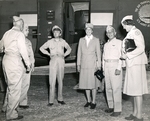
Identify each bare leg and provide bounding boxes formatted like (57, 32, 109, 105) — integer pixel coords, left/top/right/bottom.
(85, 90, 91, 102)
(135, 96, 143, 119)
(133, 97, 137, 116)
(92, 89, 96, 104)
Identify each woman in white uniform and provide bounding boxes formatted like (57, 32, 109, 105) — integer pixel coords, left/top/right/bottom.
(121, 15, 148, 121)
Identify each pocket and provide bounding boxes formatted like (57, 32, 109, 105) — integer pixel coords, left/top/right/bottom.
(50, 45, 55, 50)
(110, 46, 119, 56)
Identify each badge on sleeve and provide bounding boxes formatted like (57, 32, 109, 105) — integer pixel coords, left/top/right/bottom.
(135, 30, 140, 36)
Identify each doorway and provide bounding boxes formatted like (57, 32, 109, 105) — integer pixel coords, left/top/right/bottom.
(63, 1, 90, 61)
(64, 1, 90, 44)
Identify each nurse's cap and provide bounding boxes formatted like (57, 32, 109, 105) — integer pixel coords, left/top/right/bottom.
(52, 25, 62, 33)
(121, 15, 133, 24)
(106, 25, 114, 32)
(85, 23, 93, 29)
(13, 16, 23, 22)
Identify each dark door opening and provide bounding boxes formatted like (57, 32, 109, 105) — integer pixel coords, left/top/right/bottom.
(63, 1, 90, 61)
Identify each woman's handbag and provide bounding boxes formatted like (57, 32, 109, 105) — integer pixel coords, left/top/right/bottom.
(94, 69, 104, 81)
(124, 38, 136, 52)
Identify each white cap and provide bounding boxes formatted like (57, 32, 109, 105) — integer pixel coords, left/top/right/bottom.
(121, 15, 133, 24)
(106, 25, 115, 32)
(13, 16, 22, 22)
(52, 25, 62, 33)
(85, 23, 93, 29)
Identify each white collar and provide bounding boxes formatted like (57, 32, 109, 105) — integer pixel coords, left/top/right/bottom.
(85, 35, 93, 40)
(108, 37, 116, 42)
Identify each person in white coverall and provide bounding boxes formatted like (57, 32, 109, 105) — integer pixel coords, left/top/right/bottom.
(40, 25, 71, 106)
(0, 16, 31, 121)
(19, 24, 35, 109)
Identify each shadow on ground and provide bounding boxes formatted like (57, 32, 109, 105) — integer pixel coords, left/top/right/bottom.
(0, 73, 150, 121)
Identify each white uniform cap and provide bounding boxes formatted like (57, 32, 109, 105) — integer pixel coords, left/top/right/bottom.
(106, 25, 115, 32)
(85, 23, 93, 29)
(13, 16, 23, 22)
(52, 25, 62, 33)
(121, 15, 133, 24)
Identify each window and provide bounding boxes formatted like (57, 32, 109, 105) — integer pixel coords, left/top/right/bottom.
(19, 14, 37, 26)
(91, 12, 113, 26)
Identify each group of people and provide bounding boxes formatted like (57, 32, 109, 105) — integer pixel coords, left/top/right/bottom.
(0, 15, 72, 121)
(76, 15, 148, 121)
(0, 16, 35, 121)
(0, 14, 148, 121)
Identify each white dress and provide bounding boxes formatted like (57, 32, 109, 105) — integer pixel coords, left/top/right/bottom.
(122, 26, 148, 96)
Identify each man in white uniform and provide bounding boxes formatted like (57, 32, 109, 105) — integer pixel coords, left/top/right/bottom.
(0, 16, 31, 120)
(103, 25, 123, 117)
(19, 24, 35, 109)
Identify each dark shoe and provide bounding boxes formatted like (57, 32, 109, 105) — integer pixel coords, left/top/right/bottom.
(84, 102, 91, 107)
(110, 112, 121, 117)
(125, 114, 136, 120)
(47, 103, 53, 106)
(105, 108, 114, 113)
(133, 117, 143, 121)
(7, 115, 24, 121)
(57, 100, 66, 105)
(19, 105, 29, 109)
(90, 103, 96, 109)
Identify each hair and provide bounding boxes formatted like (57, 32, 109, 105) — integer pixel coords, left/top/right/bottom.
(122, 19, 135, 26)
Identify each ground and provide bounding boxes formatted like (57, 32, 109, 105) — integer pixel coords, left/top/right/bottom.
(0, 73, 150, 121)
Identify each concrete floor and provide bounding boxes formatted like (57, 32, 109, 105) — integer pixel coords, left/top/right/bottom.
(0, 64, 150, 121)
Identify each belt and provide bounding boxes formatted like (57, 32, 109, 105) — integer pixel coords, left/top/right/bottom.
(51, 54, 64, 58)
(104, 59, 119, 63)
